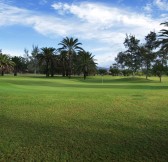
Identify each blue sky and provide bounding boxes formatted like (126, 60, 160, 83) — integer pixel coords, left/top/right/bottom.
(0, 0, 168, 67)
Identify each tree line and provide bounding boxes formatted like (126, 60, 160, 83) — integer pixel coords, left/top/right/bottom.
(109, 21, 168, 82)
(0, 21, 168, 81)
(0, 37, 97, 79)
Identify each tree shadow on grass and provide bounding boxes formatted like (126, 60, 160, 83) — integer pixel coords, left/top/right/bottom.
(1, 75, 167, 91)
(16, 75, 160, 83)
(74, 77, 160, 84)
(0, 115, 167, 162)
(3, 79, 168, 90)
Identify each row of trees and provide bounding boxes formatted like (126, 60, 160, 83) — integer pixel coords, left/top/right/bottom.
(0, 37, 97, 79)
(110, 21, 168, 82)
(0, 50, 15, 76)
(1, 21, 167, 81)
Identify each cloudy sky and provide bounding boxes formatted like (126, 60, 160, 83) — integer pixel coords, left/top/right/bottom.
(0, 0, 167, 67)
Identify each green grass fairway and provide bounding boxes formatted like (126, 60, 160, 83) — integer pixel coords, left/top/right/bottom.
(0, 75, 168, 161)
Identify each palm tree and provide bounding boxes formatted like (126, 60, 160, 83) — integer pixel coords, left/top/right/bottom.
(0, 53, 15, 76)
(58, 37, 83, 78)
(59, 50, 68, 77)
(77, 51, 97, 79)
(37, 47, 56, 77)
(11, 56, 22, 76)
(11, 56, 27, 76)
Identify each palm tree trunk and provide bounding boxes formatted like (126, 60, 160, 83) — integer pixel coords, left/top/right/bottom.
(46, 61, 49, 77)
(51, 61, 54, 77)
(84, 72, 86, 80)
(84, 66, 87, 80)
(66, 70, 68, 76)
(14, 68, 17, 76)
(69, 57, 72, 79)
(62, 70, 65, 77)
(62, 60, 66, 77)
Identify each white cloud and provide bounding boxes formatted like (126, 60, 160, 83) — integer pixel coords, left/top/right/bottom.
(52, 2, 156, 28)
(143, 3, 153, 13)
(51, 2, 63, 10)
(52, 2, 162, 32)
(0, 3, 72, 37)
(0, 1, 164, 67)
(160, 13, 168, 18)
(51, 2, 162, 44)
(154, 0, 168, 10)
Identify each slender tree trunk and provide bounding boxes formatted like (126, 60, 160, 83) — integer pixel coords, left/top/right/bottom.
(51, 69, 54, 77)
(51, 62, 54, 77)
(1, 70, 4, 76)
(46, 61, 49, 77)
(68, 68, 71, 78)
(84, 66, 87, 80)
(146, 68, 148, 80)
(132, 71, 135, 77)
(34, 59, 37, 74)
(84, 72, 86, 80)
(146, 63, 149, 80)
(14, 67, 18, 76)
(62, 70, 65, 77)
(34, 68, 37, 74)
(69, 58, 71, 79)
(159, 76, 161, 82)
(46, 72, 49, 77)
(14, 69, 17, 76)
(62, 60, 65, 77)
(66, 70, 68, 76)
(34, 62, 37, 74)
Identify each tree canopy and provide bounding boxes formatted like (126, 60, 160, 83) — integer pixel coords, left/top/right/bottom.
(1, 22, 168, 82)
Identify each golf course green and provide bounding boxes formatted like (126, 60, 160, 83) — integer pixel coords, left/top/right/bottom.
(0, 75, 168, 161)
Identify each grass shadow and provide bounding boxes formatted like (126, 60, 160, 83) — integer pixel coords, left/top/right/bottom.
(13, 74, 160, 83)
(2, 79, 168, 90)
(0, 115, 167, 161)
